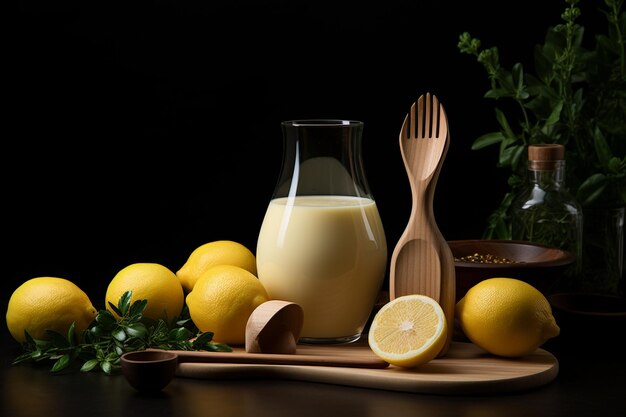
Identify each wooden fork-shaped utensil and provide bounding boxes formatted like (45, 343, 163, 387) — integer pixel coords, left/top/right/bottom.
(389, 93, 455, 355)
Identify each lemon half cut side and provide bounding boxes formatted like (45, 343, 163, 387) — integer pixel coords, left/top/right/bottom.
(367, 294, 448, 368)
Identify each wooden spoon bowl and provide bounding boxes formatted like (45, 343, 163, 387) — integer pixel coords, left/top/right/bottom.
(120, 350, 178, 393)
(245, 300, 304, 354)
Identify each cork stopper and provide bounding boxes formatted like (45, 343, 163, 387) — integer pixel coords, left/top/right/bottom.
(528, 144, 564, 171)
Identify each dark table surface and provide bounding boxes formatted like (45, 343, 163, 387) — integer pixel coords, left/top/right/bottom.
(1, 300, 625, 417)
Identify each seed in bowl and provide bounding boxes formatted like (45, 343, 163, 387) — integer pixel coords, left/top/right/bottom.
(454, 253, 523, 264)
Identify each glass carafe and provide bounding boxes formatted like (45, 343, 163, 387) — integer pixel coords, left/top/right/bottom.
(256, 120, 387, 344)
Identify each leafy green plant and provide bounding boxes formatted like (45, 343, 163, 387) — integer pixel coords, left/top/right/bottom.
(458, 0, 626, 240)
(12, 291, 232, 375)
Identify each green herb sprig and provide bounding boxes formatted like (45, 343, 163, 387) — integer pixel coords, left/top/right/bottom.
(12, 291, 232, 375)
(457, 0, 626, 239)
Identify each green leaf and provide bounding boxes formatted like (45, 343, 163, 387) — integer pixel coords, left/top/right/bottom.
(471, 132, 505, 150)
(495, 108, 516, 139)
(80, 359, 100, 372)
(596, 33, 614, 53)
(107, 302, 123, 318)
(484, 87, 510, 99)
(34, 338, 52, 350)
(30, 350, 45, 360)
(176, 317, 193, 328)
(607, 157, 624, 173)
(572, 22, 585, 49)
(67, 322, 77, 346)
(100, 361, 113, 375)
(594, 130, 614, 167)
(193, 331, 215, 345)
(545, 100, 564, 125)
(23, 330, 36, 348)
(129, 299, 148, 318)
(204, 342, 233, 352)
(118, 291, 133, 316)
(499, 143, 525, 167)
(577, 173, 609, 206)
(114, 345, 125, 357)
(112, 328, 127, 342)
(95, 310, 117, 327)
(88, 325, 107, 339)
(533, 44, 554, 82)
(510, 144, 527, 170)
(511, 63, 530, 99)
(494, 218, 512, 240)
(105, 351, 120, 363)
(45, 330, 69, 348)
(169, 327, 194, 342)
(51, 354, 72, 372)
(125, 322, 148, 338)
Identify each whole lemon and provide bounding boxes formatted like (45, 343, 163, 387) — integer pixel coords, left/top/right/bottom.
(456, 277, 560, 357)
(186, 264, 269, 345)
(105, 263, 184, 323)
(6, 277, 98, 343)
(177, 240, 257, 293)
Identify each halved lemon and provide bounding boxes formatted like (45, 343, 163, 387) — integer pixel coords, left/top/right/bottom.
(367, 294, 447, 368)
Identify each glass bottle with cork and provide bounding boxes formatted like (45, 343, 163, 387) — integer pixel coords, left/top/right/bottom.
(509, 144, 583, 292)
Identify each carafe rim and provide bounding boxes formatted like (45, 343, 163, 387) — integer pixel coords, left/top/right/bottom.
(282, 119, 363, 127)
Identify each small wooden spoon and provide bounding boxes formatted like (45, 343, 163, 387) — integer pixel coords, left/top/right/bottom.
(120, 300, 388, 392)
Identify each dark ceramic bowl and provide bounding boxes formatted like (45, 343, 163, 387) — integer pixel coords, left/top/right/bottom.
(548, 292, 626, 318)
(120, 350, 178, 393)
(547, 292, 626, 353)
(448, 239, 575, 302)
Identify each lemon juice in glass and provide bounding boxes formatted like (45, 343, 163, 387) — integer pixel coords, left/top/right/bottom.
(256, 120, 387, 344)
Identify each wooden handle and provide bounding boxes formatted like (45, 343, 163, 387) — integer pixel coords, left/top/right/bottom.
(158, 349, 389, 369)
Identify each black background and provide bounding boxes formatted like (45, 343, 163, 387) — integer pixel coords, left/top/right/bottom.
(5, 1, 605, 301)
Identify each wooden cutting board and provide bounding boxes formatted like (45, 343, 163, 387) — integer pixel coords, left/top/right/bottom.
(176, 341, 559, 395)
